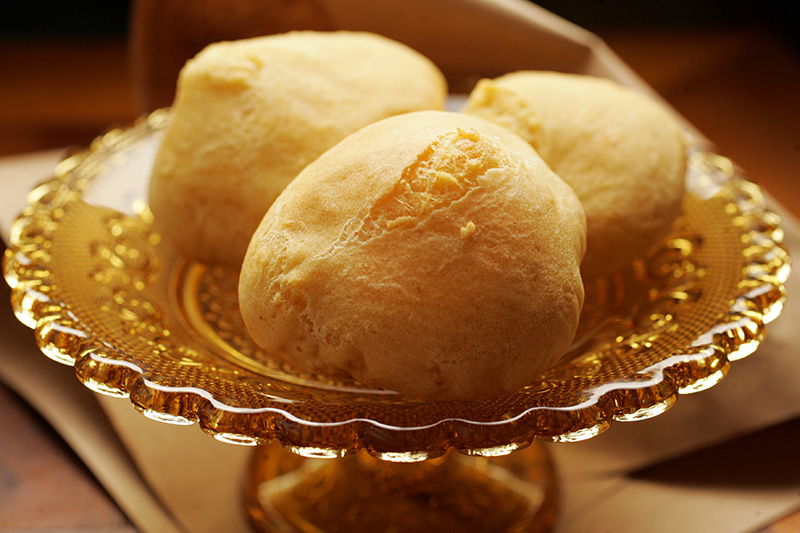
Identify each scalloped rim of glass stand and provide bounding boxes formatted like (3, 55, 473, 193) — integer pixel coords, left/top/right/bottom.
(2, 110, 792, 461)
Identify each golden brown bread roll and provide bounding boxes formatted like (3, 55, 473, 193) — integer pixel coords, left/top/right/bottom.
(464, 71, 686, 278)
(148, 31, 447, 266)
(239, 111, 586, 400)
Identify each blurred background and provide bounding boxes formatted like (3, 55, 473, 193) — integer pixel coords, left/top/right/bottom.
(0, 0, 797, 157)
(0, 1, 798, 531)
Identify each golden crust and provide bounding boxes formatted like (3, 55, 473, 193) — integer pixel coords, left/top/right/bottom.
(239, 111, 586, 400)
(465, 71, 686, 278)
(148, 31, 447, 266)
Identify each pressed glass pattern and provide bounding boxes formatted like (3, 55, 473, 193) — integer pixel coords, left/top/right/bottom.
(3, 111, 790, 460)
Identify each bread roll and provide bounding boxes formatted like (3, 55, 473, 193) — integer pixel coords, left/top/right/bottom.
(464, 71, 686, 278)
(148, 31, 447, 265)
(239, 111, 586, 400)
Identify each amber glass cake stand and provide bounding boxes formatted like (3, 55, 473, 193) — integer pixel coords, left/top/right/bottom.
(3, 111, 791, 532)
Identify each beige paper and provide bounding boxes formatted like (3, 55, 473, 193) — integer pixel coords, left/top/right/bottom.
(0, 268, 181, 533)
(96, 395, 253, 533)
(558, 474, 800, 533)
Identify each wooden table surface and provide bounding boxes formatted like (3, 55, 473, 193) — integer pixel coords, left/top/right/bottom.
(0, 20, 798, 533)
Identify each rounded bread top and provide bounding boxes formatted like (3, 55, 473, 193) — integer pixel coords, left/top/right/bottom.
(239, 110, 587, 400)
(465, 71, 686, 278)
(148, 31, 447, 266)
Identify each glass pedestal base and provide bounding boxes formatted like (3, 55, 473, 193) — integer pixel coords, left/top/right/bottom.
(245, 442, 558, 532)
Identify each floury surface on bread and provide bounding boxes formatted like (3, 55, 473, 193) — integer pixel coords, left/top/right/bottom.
(464, 71, 686, 279)
(239, 111, 587, 401)
(148, 31, 447, 266)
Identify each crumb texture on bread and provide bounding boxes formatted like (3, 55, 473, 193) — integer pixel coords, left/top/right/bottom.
(148, 31, 447, 266)
(239, 111, 586, 400)
(465, 71, 686, 278)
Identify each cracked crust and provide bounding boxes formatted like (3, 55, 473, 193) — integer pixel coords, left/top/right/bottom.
(239, 111, 586, 400)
